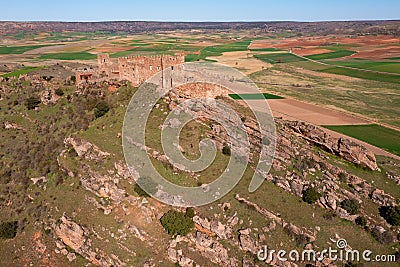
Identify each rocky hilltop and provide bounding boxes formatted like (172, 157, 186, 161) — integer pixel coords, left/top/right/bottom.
(0, 67, 399, 266)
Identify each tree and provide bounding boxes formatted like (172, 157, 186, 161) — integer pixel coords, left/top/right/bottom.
(302, 187, 321, 204)
(340, 199, 360, 215)
(355, 216, 367, 227)
(379, 206, 400, 226)
(26, 97, 41, 110)
(0, 221, 18, 239)
(160, 210, 194, 237)
(94, 100, 110, 118)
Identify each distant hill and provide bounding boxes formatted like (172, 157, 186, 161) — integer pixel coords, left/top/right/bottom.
(0, 20, 399, 36)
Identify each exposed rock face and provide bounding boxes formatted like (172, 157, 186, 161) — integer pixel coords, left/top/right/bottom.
(238, 229, 259, 254)
(288, 121, 379, 171)
(79, 164, 125, 203)
(55, 214, 88, 251)
(192, 231, 238, 267)
(54, 214, 125, 267)
(193, 216, 233, 239)
(64, 136, 110, 161)
(370, 189, 396, 206)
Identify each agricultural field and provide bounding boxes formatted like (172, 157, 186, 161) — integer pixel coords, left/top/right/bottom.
(229, 93, 284, 100)
(1, 24, 400, 267)
(305, 50, 355, 60)
(38, 51, 97, 60)
(324, 59, 400, 74)
(324, 124, 400, 156)
(253, 52, 306, 64)
(0, 44, 50, 54)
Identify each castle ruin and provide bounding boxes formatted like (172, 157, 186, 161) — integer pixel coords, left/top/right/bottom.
(75, 53, 185, 86)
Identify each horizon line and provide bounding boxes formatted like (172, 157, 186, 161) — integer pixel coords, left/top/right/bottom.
(1, 19, 399, 23)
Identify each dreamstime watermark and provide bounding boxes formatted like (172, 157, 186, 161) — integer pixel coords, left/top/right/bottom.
(257, 238, 397, 263)
(122, 62, 276, 207)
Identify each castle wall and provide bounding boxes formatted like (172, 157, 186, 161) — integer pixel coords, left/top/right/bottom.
(96, 53, 185, 86)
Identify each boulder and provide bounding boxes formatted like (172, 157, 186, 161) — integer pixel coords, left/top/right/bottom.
(54, 214, 88, 251)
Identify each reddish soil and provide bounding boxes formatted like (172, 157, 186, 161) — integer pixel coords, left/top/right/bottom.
(348, 46, 400, 60)
(249, 36, 400, 59)
(294, 47, 333, 56)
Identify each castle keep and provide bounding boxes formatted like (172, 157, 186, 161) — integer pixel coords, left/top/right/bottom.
(76, 53, 185, 86)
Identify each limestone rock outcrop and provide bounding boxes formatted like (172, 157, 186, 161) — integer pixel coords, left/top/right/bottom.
(288, 121, 379, 171)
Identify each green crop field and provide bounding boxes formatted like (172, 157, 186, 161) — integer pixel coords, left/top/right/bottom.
(325, 59, 400, 74)
(320, 66, 400, 84)
(38, 52, 97, 60)
(0, 45, 49, 54)
(254, 53, 306, 64)
(318, 43, 359, 51)
(229, 93, 284, 100)
(305, 50, 355, 60)
(324, 124, 400, 156)
(1, 66, 44, 78)
(185, 40, 252, 62)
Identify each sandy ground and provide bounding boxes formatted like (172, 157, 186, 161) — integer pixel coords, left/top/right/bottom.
(208, 51, 272, 74)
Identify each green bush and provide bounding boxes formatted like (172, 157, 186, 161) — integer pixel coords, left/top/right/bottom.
(222, 144, 231, 156)
(26, 96, 41, 110)
(160, 210, 194, 237)
(302, 187, 321, 204)
(379, 206, 400, 226)
(55, 88, 64, 96)
(0, 221, 18, 239)
(94, 100, 110, 118)
(355, 216, 367, 227)
(340, 199, 360, 215)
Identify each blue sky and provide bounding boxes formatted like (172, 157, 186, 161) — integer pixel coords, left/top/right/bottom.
(1, 0, 399, 22)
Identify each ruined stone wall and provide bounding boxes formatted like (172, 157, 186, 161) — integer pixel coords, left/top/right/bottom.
(172, 82, 229, 99)
(94, 53, 185, 86)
